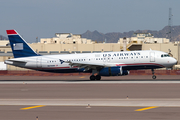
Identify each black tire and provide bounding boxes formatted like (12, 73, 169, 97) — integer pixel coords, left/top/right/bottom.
(90, 75, 96, 80)
(95, 75, 101, 80)
(152, 75, 156, 79)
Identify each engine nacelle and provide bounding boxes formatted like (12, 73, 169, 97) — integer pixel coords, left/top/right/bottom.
(99, 66, 129, 76)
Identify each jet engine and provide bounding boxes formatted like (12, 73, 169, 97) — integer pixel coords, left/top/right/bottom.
(99, 66, 129, 76)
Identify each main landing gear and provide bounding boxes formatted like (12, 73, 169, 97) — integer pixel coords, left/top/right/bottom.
(90, 70, 101, 80)
(151, 69, 156, 79)
(90, 75, 101, 80)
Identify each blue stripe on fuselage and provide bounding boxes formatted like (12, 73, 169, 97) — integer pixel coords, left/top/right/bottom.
(122, 64, 163, 70)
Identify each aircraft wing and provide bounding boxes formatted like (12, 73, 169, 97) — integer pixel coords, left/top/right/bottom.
(65, 61, 117, 71)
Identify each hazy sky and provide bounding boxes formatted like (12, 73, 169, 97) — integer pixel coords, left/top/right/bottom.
(0, 0, 180, 42)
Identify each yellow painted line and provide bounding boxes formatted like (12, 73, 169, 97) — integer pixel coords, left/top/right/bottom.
(135, 106, 158, 111)
(20, 105, 46, 110)
(79, 76, 85, 78)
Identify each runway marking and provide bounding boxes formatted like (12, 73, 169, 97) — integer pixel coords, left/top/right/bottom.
(135, 106, 158, 111)
(20, 105, 46, 110)
(79, 76, 85, 78)
(2, 81, 180, 84)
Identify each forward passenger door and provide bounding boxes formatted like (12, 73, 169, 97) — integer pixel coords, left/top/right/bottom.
(150, 52, 155, 62)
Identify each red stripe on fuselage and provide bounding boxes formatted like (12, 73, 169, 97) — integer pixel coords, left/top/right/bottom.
(34, 66, 78, 70)
(6, 30, 17, 35)
(116, 63, 164, 67)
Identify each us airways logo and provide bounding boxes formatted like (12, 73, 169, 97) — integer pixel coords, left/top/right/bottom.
(13, 43, 23, 50)
(59, 59, 65, 64)
(103, 52, 141, 57)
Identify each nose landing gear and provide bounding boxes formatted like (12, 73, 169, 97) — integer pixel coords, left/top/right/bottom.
(151, 69, 156, 79)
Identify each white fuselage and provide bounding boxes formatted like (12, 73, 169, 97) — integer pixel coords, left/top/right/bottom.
(5, 50, 177, 73)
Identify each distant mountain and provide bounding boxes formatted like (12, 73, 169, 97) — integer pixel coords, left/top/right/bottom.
(0, 35, 8, 40)
(82, 26, 180, 43)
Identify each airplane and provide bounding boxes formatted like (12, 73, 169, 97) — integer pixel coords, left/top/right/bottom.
(4, 29, 177, 80)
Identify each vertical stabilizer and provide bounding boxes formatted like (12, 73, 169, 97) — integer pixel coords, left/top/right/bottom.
(6, 30, 39, 58)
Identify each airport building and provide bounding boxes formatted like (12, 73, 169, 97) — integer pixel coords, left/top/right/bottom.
(0, 32, 179, 70)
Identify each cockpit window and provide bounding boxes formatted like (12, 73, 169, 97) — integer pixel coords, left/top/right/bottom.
(161, 54, 170, 57)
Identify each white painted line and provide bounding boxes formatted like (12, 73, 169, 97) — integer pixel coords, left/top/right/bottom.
(0, 99, 180, 107)
(1, 81, 180, 84)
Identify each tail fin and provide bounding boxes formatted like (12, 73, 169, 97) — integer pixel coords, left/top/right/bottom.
(6, 30, 39, 58)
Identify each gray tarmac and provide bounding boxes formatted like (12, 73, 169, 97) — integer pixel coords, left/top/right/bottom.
(0, 75, 180, 120)
(0, 75, 180, 80)
(1, 106, 180, 120)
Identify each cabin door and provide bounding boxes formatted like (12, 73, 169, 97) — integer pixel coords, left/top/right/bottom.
(150, 52, 155, 62)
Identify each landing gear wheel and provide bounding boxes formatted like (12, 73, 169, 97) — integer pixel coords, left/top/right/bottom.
(90, 75, 96, 80)
(152, 75, 156, 79)
(151, 69, 156, 79)
(95, 75, 101, 80)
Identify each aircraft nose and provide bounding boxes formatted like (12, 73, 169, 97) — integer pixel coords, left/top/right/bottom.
(171, 58, 177, 65)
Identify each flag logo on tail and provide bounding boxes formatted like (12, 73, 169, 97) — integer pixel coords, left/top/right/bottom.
(13, 43, 23, 50)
